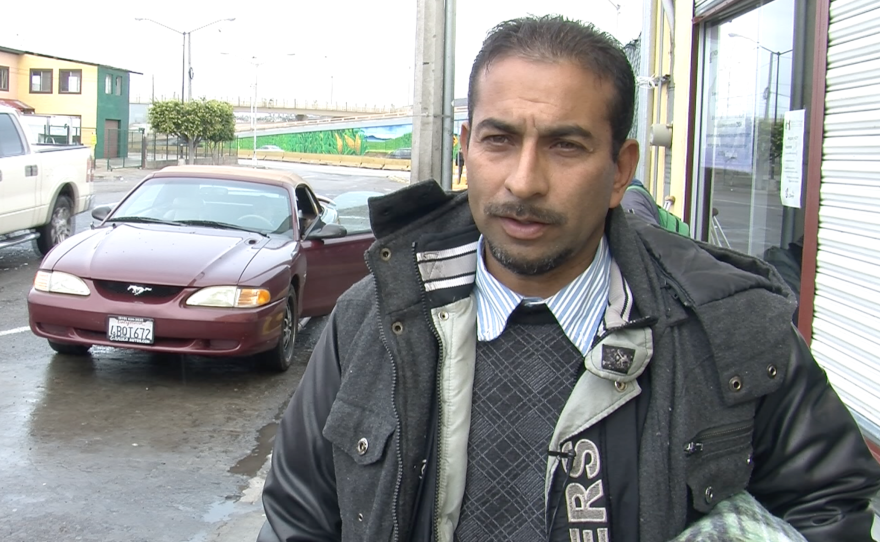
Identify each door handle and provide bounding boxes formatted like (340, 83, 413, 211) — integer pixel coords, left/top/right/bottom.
(0, 170, 3, 182)
(25, 165, 38, 177)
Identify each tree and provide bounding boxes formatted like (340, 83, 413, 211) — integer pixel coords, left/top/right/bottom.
(148, 99, 236, 164)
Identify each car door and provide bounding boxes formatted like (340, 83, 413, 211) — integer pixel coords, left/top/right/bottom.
(0, 112, 39, 233)
(296, 184, 372, 317)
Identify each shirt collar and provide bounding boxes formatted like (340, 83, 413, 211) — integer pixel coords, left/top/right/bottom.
(474, 236, 611, 356)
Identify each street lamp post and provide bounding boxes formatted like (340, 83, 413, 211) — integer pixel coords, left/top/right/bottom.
(729, 33, 792, 120)
(135, 17, 235, 102)
(322, 56, 335, 106)
(605, 0, 621, 34)
(252, 59, 260, 167)
(221, 52, 295, 167)
(728, 33, 793, 179)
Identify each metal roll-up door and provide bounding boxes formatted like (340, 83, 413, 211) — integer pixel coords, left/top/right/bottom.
(812, 0, 880, 443)
(695, 0, 728, 17)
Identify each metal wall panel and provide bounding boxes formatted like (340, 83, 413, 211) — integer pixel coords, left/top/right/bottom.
(813, 0, 880, 443)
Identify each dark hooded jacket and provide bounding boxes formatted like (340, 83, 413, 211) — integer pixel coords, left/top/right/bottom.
(258, 181, 880, 542)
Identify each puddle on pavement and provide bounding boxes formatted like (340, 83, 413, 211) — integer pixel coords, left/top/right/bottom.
(202, 498, 238, 523)
(229, 420, 278, 477)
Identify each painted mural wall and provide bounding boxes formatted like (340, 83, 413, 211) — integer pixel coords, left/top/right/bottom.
(238, 121, 464, 156)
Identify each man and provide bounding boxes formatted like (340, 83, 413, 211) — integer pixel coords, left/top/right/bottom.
(258, 16, 880, 542)
(621, 179, 662, 225)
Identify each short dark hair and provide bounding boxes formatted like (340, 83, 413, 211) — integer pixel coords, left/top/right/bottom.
(467, 15, 635, 159)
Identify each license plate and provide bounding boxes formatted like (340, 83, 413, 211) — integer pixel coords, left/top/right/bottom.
(107, 316, 154, 345)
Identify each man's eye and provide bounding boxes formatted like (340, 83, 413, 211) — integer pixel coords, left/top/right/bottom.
(483, 135, 509, 145)
(555, 141, 583, 151)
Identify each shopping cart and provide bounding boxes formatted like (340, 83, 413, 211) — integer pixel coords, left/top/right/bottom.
(663, 197, 731, 248)
(708, 207, 731, 248)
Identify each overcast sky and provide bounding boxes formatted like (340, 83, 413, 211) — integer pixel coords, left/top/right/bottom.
(4, 0, 642, 109)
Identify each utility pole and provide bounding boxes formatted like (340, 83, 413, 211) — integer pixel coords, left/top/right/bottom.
(439, 0, 457, 190)
(412, 0, 447, 187)
(181, 33, 186, 102)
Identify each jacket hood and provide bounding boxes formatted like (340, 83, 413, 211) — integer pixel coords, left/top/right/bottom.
(623, 209, 797, 308)
(618, 209, 799, 407)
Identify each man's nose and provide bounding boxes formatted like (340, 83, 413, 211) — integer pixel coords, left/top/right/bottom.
(504, 143, 549, 199)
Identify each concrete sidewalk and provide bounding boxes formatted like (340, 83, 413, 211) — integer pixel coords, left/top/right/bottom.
(93, 161, 147, 183)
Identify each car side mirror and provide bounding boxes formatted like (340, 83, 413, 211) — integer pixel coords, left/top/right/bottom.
(304, 221, 347, 241)
(91, 204, 113, 221)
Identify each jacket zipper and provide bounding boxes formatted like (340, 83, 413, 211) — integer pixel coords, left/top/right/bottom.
(410, 244, 449, 542)
(657, 265, 694, 308)
(684, 421, 753, 456)
(365, 253, 404, 542)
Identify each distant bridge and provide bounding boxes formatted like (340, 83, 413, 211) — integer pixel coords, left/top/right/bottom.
(131, 95, 407, 118)
(235, 107, 469, 135)
(234, 107, 469, 135)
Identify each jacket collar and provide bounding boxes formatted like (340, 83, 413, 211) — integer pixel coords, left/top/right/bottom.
(366, 183, 796, 373)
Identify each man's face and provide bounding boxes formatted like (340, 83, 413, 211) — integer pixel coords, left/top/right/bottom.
(462, 56, 637, 293)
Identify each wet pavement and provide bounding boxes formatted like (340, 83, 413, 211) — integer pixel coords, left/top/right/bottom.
(1, 332, 315, 542)
(0, 163, 404, 541)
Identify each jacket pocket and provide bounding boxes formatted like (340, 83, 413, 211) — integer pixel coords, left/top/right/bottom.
(323, 399, 395, 465)
(684, 420, 755, 514)
(323, 399, 398, 541)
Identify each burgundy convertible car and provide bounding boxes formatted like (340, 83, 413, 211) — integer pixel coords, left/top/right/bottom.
(27, 166, 375, 371)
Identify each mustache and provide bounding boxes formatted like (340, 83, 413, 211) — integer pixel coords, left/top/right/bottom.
(483, 202, 565, 225)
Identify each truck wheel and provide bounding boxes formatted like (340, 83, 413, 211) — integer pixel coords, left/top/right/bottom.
(36, 195, 73, 256)
(256, 291, 297, 372)
(48, 340, 91, 356)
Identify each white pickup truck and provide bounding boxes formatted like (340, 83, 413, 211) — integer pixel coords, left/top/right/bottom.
(0, 105, 94, 255)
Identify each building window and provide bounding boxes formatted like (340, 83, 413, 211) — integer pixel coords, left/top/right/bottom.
(30, 69, 53, 94)
(59, 69, 82, 94)
(0, 66, 8, 92)
(694, 0, 802, 257)
(114, 76, 122, 96)
(105, 74, 112, 94)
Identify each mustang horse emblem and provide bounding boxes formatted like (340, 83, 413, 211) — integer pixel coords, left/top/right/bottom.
(127, 285, 152, 296)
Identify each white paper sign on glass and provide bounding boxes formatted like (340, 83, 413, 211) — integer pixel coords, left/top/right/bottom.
(780, 109, 806, 208)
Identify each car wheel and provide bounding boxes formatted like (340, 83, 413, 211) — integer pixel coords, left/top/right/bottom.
(257, 290, 297, 372)
(48, 340, 91, 356)
(35, 195, 74, 256)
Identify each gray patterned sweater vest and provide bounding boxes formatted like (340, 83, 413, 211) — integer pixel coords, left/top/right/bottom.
(455, 304, 583, 541)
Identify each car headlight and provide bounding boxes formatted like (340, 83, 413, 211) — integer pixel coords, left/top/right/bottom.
(186, 286, 271, 308)
(33, 270, 91, 296)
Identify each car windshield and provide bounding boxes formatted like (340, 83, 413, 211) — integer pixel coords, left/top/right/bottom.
(110, 177, 294, 236)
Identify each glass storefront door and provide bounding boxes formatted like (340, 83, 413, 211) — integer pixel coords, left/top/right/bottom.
(695, 0, 801, 259)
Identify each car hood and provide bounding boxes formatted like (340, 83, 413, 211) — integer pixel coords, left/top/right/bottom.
(51, 224, 276, 287)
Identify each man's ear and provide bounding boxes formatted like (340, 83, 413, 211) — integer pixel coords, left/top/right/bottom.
(460, 122, 471, 161)
(609, 139, 640, 208)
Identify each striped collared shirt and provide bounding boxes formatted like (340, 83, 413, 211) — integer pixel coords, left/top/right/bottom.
(474, 236, 611, 356)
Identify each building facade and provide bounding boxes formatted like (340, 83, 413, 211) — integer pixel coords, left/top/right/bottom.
(639, 0, 880, 461)
(0, 46, 137, 158)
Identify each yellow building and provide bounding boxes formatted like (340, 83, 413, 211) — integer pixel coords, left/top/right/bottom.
(0, 46, 138, 158)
